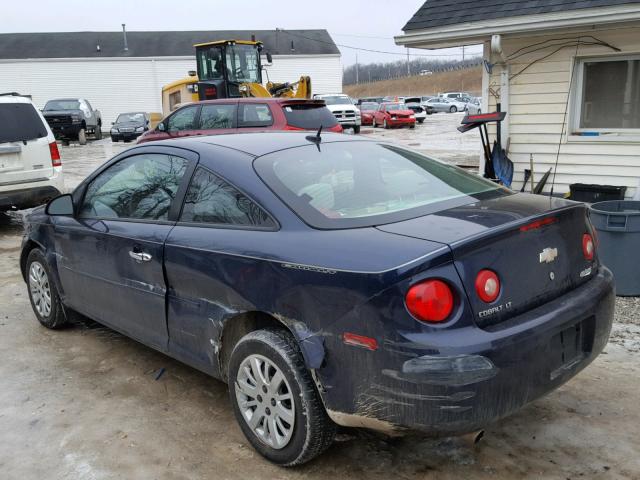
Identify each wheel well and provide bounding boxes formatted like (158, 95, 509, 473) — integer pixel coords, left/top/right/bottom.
(20, 240, 40, 281)
(219, 311, 289, 381)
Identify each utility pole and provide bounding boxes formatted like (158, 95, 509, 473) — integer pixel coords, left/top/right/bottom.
(356, 52, 359, 84)
(406, 48, 410, 77)
(462, 45, 465, 62)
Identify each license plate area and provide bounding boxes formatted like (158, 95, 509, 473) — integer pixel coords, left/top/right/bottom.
(549, 320, 588, 380)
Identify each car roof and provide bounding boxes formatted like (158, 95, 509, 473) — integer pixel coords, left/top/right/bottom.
(193, 98, 326, 106)
(0, 94, 32, 104)
(152, 131, 371, 157)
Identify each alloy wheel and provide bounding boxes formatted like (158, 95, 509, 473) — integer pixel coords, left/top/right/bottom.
(235, 354, 296, 449)
(29, 261, 52, 317)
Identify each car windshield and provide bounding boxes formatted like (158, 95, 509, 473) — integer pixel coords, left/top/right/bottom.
(384, 103, 402, 109)
(116, 113, 145, 123)
(43, 100, 80, 110)
(360, 102, 378, 111)
(255, 142, 508, 229)
(320, 96, 352, 106)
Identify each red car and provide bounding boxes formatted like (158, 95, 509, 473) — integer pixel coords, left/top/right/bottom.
(138, 98, 342, 144)
(359, 101, 379, 126)
(372, 102, 416, 129)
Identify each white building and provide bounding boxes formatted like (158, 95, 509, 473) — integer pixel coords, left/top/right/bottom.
(396, 1, 640, 199)
(0, 29, 342, 126)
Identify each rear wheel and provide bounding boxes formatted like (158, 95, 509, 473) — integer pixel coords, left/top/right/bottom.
(26, 249, 68, 329)
(449, 106, 457, 113)
(417, 118, 424, 123)
(94, 125, 102, 140)
(228, 329, 336, 466)
(409, 124, 415, 129)
(78, 128, 87, 145)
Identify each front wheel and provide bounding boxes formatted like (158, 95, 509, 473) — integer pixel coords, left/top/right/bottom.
(383, 119, 389, 129)
(26, 249, 68, 329)
(409, 124, 415, 129)
(78, 128, 87, 145)
(228, 329, 336, 466)
(94, 125, 102, 140)
(417, 118, 425, 123)
(449, 106, 457, 113)
(353, 125, 361, 134)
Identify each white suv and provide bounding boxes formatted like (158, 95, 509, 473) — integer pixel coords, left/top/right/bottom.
(312, 94, 361, 133)
(0, 93, 64, 211)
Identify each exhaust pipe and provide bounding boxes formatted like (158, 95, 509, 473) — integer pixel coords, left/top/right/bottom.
(460, 430, 485, 447)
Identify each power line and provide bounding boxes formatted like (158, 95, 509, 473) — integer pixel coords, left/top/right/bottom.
(278, 28, 482, 58)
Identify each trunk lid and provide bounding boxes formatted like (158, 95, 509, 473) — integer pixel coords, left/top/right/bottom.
(377, 193, 597, 328)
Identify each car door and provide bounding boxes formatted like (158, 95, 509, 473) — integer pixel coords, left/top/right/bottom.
(166, 104, 201, 139)
(374, 104, 384, 123)
(163, 164, 277, 374)
(53, 147, 196, 349)
(197, 102, 238, 135)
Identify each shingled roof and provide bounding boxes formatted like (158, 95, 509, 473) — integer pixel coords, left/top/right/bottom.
(403, 0, 640, 31)
(0, 29, 339, 59)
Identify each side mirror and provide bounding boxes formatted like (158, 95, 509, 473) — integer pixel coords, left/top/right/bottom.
(266, 52, 273, 63)
(157, 122, 166, 132)
(46, 194, 74, 216)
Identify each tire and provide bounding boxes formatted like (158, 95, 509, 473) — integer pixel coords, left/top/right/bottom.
(383, 119, 389, 129)
(417, 118, 424, 123)
(353, 125, 361, 134)
(26, 249, 68, 329)
(111, 136, 118, 142)
(78, 128, 87, 145)
(426, 110, 433, 115)
(94, 125, 102, 140)
(228, 329, 336, 466)
(409, 124, 415, 129)
(372, 118, 377, 128)
(449, 106, 457, 113)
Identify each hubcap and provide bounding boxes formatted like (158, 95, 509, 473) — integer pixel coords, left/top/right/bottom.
(235, 354, 295, 449)
(29, 261, 52, 317)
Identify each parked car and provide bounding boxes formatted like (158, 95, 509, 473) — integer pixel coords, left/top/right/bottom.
(358, 102, 379, 126)
(42, 98, 102, 145)
(111, 112, 150, 142)
(312, 94, 361, 133)
(425, 97, 467, 113)
(404, 104, 427, 123)
(442, 92, 473, 101)
(466, 97, 482, 115)
(22, 132, 614, 466)
(357, 96, 384, 105)
(372, 102, 416, 128)
(137, 98, 341, 144)
(0, 93, 63, 211)
(419, 69, 433, 76)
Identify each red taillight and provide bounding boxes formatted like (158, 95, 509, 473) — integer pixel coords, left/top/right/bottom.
(283, 124, 304, 131)
(405, 279, 454, 323)
(583, 233, 595, 261)
(475, 270, 500, 303)
(49, 142, 61, 167)
(204, 86, 217, 98)
(520, 217, 557, 232)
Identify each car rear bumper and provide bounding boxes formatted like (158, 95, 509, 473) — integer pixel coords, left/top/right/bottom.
(0, 184, 62, 210)
(321, 266, 615, 435)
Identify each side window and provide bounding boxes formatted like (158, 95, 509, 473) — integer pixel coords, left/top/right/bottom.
(167, 106, 199, 131)
(180, 167, 275, 228)
(169, 91, 181, 111)
(199, 104, 237, 129)
(79, 154, 188, 221)
(238, 104, 273, 128)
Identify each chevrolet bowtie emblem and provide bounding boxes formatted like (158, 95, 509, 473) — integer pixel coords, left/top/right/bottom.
(539, 247, 558, 264)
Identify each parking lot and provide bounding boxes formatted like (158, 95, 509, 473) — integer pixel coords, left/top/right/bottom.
(1, 115, 639, 479)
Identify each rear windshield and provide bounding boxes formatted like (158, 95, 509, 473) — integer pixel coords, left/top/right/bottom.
(360, 102, 379, 111)
(282, 104, 339, 129)
(0, 103, 48, 144)
(255, 142, 508, 229)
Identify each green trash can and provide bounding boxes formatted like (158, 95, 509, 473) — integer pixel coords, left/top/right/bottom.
(590, 201, 640, 296)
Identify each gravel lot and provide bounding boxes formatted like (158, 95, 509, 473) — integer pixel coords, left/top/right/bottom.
(1, 117, 639, 479)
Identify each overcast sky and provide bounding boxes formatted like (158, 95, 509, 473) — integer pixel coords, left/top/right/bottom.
(1, 0, 482, 66)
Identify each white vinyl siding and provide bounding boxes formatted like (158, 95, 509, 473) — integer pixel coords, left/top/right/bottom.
(485, 24, 640, 198)
(0, 54, 342, 127)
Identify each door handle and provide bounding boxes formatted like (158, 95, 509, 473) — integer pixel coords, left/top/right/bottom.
(129, 251, 152, 262)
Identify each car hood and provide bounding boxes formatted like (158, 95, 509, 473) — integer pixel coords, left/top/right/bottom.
(42, 110, 82, 116)
(376, 193, 575, 244)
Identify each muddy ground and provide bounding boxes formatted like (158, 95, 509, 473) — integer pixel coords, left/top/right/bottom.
(1, 116, 639, 479)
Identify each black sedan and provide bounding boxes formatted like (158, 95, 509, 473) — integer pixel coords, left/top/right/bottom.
(110, 112, 149, 142)
(21, 132, 614, 466)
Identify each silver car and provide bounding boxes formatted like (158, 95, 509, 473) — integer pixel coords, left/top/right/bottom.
(424, 97, 467, 113)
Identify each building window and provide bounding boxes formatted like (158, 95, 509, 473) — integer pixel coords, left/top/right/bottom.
(574, 55, 640, 132)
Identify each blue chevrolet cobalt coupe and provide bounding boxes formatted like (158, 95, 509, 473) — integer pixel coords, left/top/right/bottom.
(21, 132, 614, 466)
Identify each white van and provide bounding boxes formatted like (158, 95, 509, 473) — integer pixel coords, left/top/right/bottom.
(0, 93, 64, 211)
